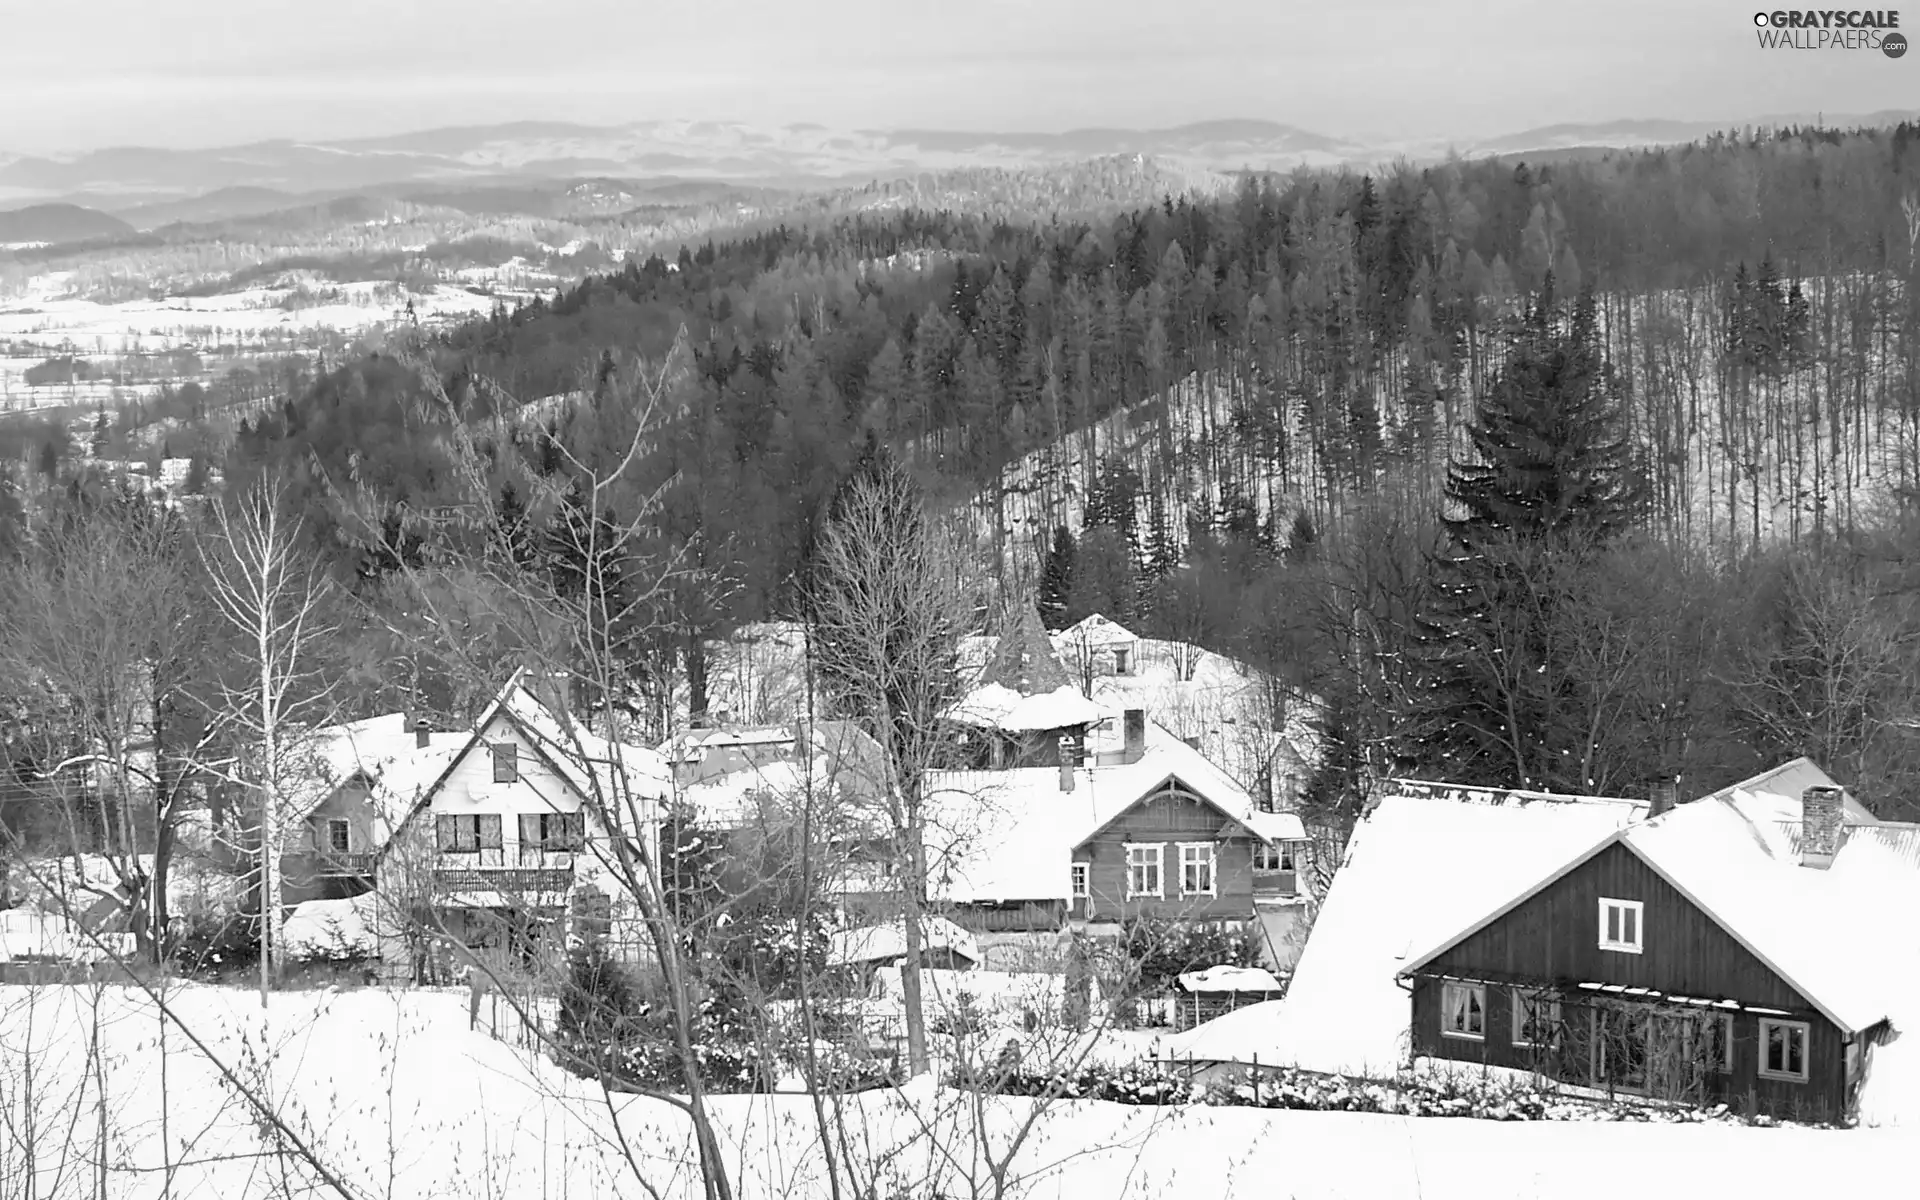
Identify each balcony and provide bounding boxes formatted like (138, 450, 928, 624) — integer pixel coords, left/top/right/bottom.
(434, 848, 576, 897)
(316, 852, 378, 878)
(1252, 869, 1299, 898)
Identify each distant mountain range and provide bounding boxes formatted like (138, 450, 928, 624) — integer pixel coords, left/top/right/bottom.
(0, 202, 136, 244)
(1, 110, 1914, 228)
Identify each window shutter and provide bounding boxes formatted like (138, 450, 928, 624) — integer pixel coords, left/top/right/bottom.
(436, 814, 457, 852)
(479, 814, 503, 849)
(519, 813, 541, 849)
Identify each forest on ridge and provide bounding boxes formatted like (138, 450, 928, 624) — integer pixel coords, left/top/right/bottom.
(32, 120, 1920, 824)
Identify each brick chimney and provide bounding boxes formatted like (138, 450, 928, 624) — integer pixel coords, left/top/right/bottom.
(1123, 709, 1146, 765)
(1801, 785, 1845, 869)
(412, 715, 432, 749)
(1058, 734, 1076, 793)
(1649, 780, 1678, 818)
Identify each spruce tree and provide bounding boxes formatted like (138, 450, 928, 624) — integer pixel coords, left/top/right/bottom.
(1036, 525, 1077, 629)
(1405, 280, 1646, 788)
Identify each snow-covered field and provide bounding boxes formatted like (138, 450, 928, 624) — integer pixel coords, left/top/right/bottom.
(0, 984, 1908, 1200)
(0, 282, 506, 353)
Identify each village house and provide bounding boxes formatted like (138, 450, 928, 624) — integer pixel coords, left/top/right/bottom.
(866, 603, 1312, 968)
(1167, 762, 1920, 1125)
(279, 712, 466, 906)
(369, 668, 671, 968)
(1398, 779, 1920, 1123)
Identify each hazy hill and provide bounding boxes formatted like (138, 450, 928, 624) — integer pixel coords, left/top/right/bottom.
(0, 203, 135, 244)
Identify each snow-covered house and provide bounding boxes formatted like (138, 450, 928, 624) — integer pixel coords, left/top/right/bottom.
(278, 711, 466, 906)
(1398, 779, 1920, 1123)
(943, 603, 1111, 769)
(374, 669, 669, 964)
(896, 711, 1309, 959)
(1167, 780, 1650, 1077)
(1055, 612, 1140, 679)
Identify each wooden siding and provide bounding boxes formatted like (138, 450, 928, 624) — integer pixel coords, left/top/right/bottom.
(1074, 786, 1258, 922)
(1410, 976, 1848, 1122)
(1424, 841, 1813, 1013)
(1410, 839, 1853, 1119)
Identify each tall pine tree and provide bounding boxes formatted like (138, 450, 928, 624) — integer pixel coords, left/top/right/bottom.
(1405, 279, 1646, 788)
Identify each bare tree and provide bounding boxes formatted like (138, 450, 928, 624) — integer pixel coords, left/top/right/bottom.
(806, 452, 976, 1078)
(0, 483, 212, 965)
(197, 470, 342, 1005)
(323, 345, 742, 1200)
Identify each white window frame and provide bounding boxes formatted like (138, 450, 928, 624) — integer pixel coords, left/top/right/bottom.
(1759, 1018, 1811, 1083)
(1112, 646, 1131, 675)
(325, 818, 351, 854)
(1441, 981, 1486, 1041)
(1510, 988, 1561, 1049)
(1124, 843, 1164, 899)
(1070, 862, 1089, 901)
(1177, 842, 1217, 898)
(1251, 842, 1295, 873)
(1598, 897, 1644, 953)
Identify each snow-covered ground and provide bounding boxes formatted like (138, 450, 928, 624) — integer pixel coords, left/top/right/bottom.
(0, 282, 504, 353)
(0, 984, 1907, 1200)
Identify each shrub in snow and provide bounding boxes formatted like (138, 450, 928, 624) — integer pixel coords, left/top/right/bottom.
(552, 943, 770, 1093)
(171, 910, 260, 978)
(949, 1058, 1801, 1126)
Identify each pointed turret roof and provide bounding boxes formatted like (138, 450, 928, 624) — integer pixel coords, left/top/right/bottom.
(945, 600, 1111, 732)
(978, 602, 1072, 696)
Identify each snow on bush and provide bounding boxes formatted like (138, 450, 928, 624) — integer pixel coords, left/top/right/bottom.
(949, 1057, 1828, 1127)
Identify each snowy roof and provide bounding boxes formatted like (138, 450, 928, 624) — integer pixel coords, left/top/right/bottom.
(1177, 965, 1285, 994)
(288, 712, 467, 841)
(920, 718, 1306, 904)
(827, 917, 981, 968)
(943, 682, 1114, 732)
(1404, 785, 1920, 1037)
(1056, 612, 1138, 647)
(493, 675, 670, 804)
(1694, 757, 1879, 824)
(1168, 783, 1648, 1074)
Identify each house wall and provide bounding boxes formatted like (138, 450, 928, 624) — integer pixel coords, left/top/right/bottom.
(281, 780, 381, 906)
(384, 711, 659, 938)
(1409, 975, 1848, 1122)
(1423, 842, 1811, 1008)
(1412, 841, 1849, 1119)
(1074, 786, 1259, 923)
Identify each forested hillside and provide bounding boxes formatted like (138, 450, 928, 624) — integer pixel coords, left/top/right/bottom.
(216, 121, 1920, 821)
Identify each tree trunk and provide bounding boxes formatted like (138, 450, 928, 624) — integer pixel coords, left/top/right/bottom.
(898, 804, 932, 1077)
(260, 627, 280, 1007)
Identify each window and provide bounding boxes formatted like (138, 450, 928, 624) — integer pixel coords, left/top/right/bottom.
(1071, 862, 1089, 901)
(435, 814, 504, 854)
(326, 818, 350, 855)
(1760, 1019, 1810, 1082)
(519, 811, 585, 856)
(1441, 982, 1486, 1041)
(1511, 989, 1561, 1049)
(1124, 843, 1164, 899)
(1178, 843, 1217, 897)
(1112, 646, 1131, 675)
(1598, 898, 1644, 953)
(491, 742, 519, 784)
(1251, 843, 1294, 872)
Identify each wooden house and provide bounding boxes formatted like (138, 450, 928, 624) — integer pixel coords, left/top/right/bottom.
(1398, 783, 1920, 1123)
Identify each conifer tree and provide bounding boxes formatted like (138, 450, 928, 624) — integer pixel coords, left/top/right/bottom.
(1036, 524, 1077, 629)
(1405, 279, 1646, 788)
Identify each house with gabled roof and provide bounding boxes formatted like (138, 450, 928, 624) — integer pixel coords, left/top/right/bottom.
(1396, 779, 1920, 1123)
(277, 711, 466, 906)
(371, 667, 670, 965)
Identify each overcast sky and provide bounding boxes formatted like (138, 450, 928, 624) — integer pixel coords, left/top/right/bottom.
(1, 0, 1914, 152)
